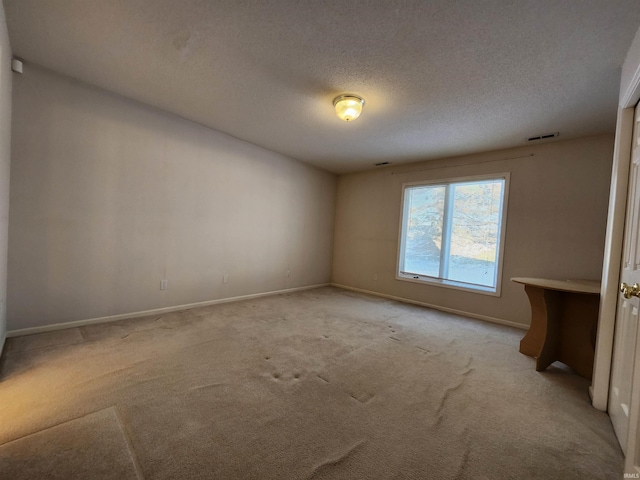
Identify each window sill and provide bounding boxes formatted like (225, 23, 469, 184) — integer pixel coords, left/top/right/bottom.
(395, 272, 501, 297)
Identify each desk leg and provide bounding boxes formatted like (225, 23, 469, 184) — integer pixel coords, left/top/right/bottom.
(536, 289, 561, 371)
(556, 293, 598, 379)
(519, 285, 560, 371)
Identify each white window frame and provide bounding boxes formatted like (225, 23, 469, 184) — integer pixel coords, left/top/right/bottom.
(396, 172, 510, 296)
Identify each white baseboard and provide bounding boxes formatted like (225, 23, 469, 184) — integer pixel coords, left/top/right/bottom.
(7, 283, 330, 338)
(331, 283, 528, 330)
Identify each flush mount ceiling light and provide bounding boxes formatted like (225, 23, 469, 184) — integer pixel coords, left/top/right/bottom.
(333, 94, 365, 122)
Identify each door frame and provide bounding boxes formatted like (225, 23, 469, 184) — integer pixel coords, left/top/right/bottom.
(592, 28, 640, 411)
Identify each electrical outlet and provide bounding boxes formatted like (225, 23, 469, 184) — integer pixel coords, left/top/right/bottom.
(223, 274, 229, 284)
(160, 279, 169, 290)
(372, 274, 378, 281)
(286, 269, 291, 278)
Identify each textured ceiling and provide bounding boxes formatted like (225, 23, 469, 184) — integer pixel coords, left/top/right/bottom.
(4, 1, 640, 174)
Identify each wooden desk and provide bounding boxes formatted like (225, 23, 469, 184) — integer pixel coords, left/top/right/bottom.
(511, 277, 600, 379)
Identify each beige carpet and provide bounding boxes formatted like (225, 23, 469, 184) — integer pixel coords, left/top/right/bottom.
(0, 287, 623, 479)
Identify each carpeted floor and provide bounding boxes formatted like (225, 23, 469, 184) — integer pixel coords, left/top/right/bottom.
(0, 287, 623, 479)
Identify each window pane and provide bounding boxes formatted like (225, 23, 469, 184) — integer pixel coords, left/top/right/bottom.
(446, 180, 504, 287)
(403, 185, 445, 277)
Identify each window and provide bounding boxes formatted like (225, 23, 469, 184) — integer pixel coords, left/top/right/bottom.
(397, 174, 509, 294)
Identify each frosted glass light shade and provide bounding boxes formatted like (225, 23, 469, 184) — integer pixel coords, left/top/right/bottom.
(333, 94, 365, 122)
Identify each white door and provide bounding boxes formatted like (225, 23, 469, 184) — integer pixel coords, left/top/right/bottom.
(610, 102, 640, 474)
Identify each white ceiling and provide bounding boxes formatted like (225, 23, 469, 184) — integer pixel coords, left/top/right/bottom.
(4, 1, 640, 174)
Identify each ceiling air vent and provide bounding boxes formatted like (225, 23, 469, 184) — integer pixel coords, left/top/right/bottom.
(527, 132, 559, 142)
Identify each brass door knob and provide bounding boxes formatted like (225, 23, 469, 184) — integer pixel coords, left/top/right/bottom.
(620, 282, 640, 299)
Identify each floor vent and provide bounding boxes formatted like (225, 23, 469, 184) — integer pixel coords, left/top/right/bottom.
(375, 161, 390, 166)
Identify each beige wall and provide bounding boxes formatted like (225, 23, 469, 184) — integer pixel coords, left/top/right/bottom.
(0, 4, 11, 351)
(332, 135, 614, 327)
(8, 66, 336, 330)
